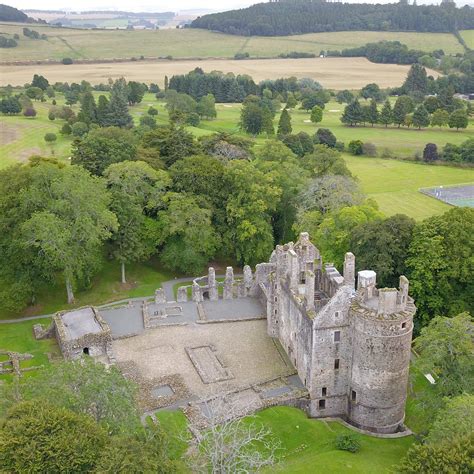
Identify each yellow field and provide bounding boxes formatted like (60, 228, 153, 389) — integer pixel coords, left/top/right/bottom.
(0, 57, 440, 90)
(0, 23, 464, 63)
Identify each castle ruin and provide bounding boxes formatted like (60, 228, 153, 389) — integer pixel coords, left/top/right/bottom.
(46, 232, 415, 434)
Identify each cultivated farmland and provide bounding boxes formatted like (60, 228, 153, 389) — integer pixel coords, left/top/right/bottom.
(0, 23, 464, 63)
(0, 57, 440, 90)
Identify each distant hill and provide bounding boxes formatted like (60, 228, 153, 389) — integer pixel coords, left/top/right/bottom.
(0, 4, 36, 23)
(191, 1, 474, 36)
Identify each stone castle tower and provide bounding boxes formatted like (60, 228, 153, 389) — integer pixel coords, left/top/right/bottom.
(255, 232, 416, 434)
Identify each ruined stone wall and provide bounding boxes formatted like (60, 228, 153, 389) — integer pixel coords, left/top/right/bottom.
(309, 285, 354, 418)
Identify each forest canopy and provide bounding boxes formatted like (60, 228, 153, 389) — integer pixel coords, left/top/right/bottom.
(191, 2, 474, 36)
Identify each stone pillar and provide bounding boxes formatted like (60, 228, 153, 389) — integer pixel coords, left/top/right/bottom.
(288, 249, 299, 289)
(223, 267, 234, 300)
(208, 267, 218, 301)
(243, 265, 253, 296)
(343, 252, 356, 288)
(192, 282, 203, 302)
(398, 275, 409, 307)
(155, 288, 166, 304)
(357, 270, 376, 300)
(177, 286, 188, 303)
(305, 270, 315, 310)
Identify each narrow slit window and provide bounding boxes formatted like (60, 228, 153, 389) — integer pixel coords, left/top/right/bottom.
(334, 331, 341, 342)
(351, 390, 357, 402)
(319, 399, 326, 409)
(334, 359, 340, 370)
(335, 311, 340, 318)
(401, 322, 407, 329)
(322, 387, 327, 396)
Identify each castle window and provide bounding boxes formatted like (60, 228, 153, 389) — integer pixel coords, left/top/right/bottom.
(322, 387, 327, 396)
(335, 311, 340, 318)
(334, 359, 340, 370)
(300, 271, 306, 284)
(319, 399, 326, 409)
(401, 322, 407, 329)
(334, 331, 341, 342)
(351, 390, 357, 402)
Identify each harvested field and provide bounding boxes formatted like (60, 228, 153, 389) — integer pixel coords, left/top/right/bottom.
(0, 57, 439, 89)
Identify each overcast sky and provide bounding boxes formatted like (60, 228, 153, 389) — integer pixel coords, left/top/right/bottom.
(7, 0, 254, 11)
(6, 0, 460, 12)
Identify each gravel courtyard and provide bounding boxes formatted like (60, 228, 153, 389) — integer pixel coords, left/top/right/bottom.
(112, 319, 292, 398)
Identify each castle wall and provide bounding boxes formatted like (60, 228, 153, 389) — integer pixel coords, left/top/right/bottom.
(348, 301, 414, 433)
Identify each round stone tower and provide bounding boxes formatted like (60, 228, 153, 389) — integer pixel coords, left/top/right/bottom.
(348, 271, 416, 434)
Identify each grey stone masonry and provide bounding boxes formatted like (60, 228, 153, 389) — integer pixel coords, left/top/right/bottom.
(256, 233, 416, 434)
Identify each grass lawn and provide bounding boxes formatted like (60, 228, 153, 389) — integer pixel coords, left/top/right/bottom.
(157, 406, 414, 473)
(0, 24, 462, 62)
(460, 30, 474, 49)
(343, 155, 474, 220)
(0, 318, 60, 381)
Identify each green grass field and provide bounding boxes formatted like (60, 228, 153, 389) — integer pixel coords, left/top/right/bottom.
(157, 407, 414, 473)
(343, 156, 474, 219)
(0, 23, 463, 62)
(460, 29, 474, 49)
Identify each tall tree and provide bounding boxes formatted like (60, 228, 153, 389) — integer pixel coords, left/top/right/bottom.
(341, 99, 363, 126)
(310, 105, 323, 124)
(19, 164, 117, 303)
(350, 214, 415, 287)
(0, 401, 106, 474)
(392, 95, 414, 127)
(365, 99, 379, 126)
(277, 108, 292, 136)
(104, 161, 170, 283)
(103, 78, 133, 128)
(407, 207, 474, 329)
(448, 109, 469, 130)
(403, 64, 428, 98)
(379, 99, 393, 127)
(430, 108, 449, 128)
(127, 81, 146, 106)
(158, 192, 219, 273)
(77, 91, 97, 125)
(412, 104, 430, 129)
(196, 93, 217, 119)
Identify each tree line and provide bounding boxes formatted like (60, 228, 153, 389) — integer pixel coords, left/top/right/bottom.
(191, 2, 474, 36)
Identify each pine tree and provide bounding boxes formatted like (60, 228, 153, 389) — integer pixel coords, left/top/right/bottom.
(103, 78, 133, 128)
(96, 95, 109, 127)
(77, 91, 97, 125)
(412, 104, 430, 129)
(366, 99, 379, 127)
(341, 99, 363, 126)
(379, 100, 393, 127)
(277, 108, 292, 136)
(403, 64, 428, 98)
(393, 96, 414, 128)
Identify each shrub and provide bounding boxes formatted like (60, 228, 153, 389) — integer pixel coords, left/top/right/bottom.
(147, 106, 158, 116)
(186, 112, 200, 127)
(62, 57, 73, 65)
(71, 121, 89, 137)
(48, 111, 55, 121)
(348, 140, 363, 155)
(139, 115, 157, 129)
(423, 143, 439, 162)
(314, 128, 337, 148)
(335, 433, 361, 453)
(335, 141, 345, 151)
(23, 107, 36, 117)
(61, 123, 72, 135)
(52, 99, 57, 105)
(362, 142, 377, 157)
(44, 132, 57, 143)
(234, 52, 250, 60)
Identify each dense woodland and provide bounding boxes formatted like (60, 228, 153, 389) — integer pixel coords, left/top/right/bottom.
(0, 3, 37, 23)
(191, 2, 474, 36)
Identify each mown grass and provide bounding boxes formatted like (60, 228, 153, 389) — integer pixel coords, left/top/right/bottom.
(0, 23, 463, 62)
(0, 318, 60, 381)
(343, 155, 474, 219)
(460, 29, 474, 49)
(157, 406, 414, 474)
